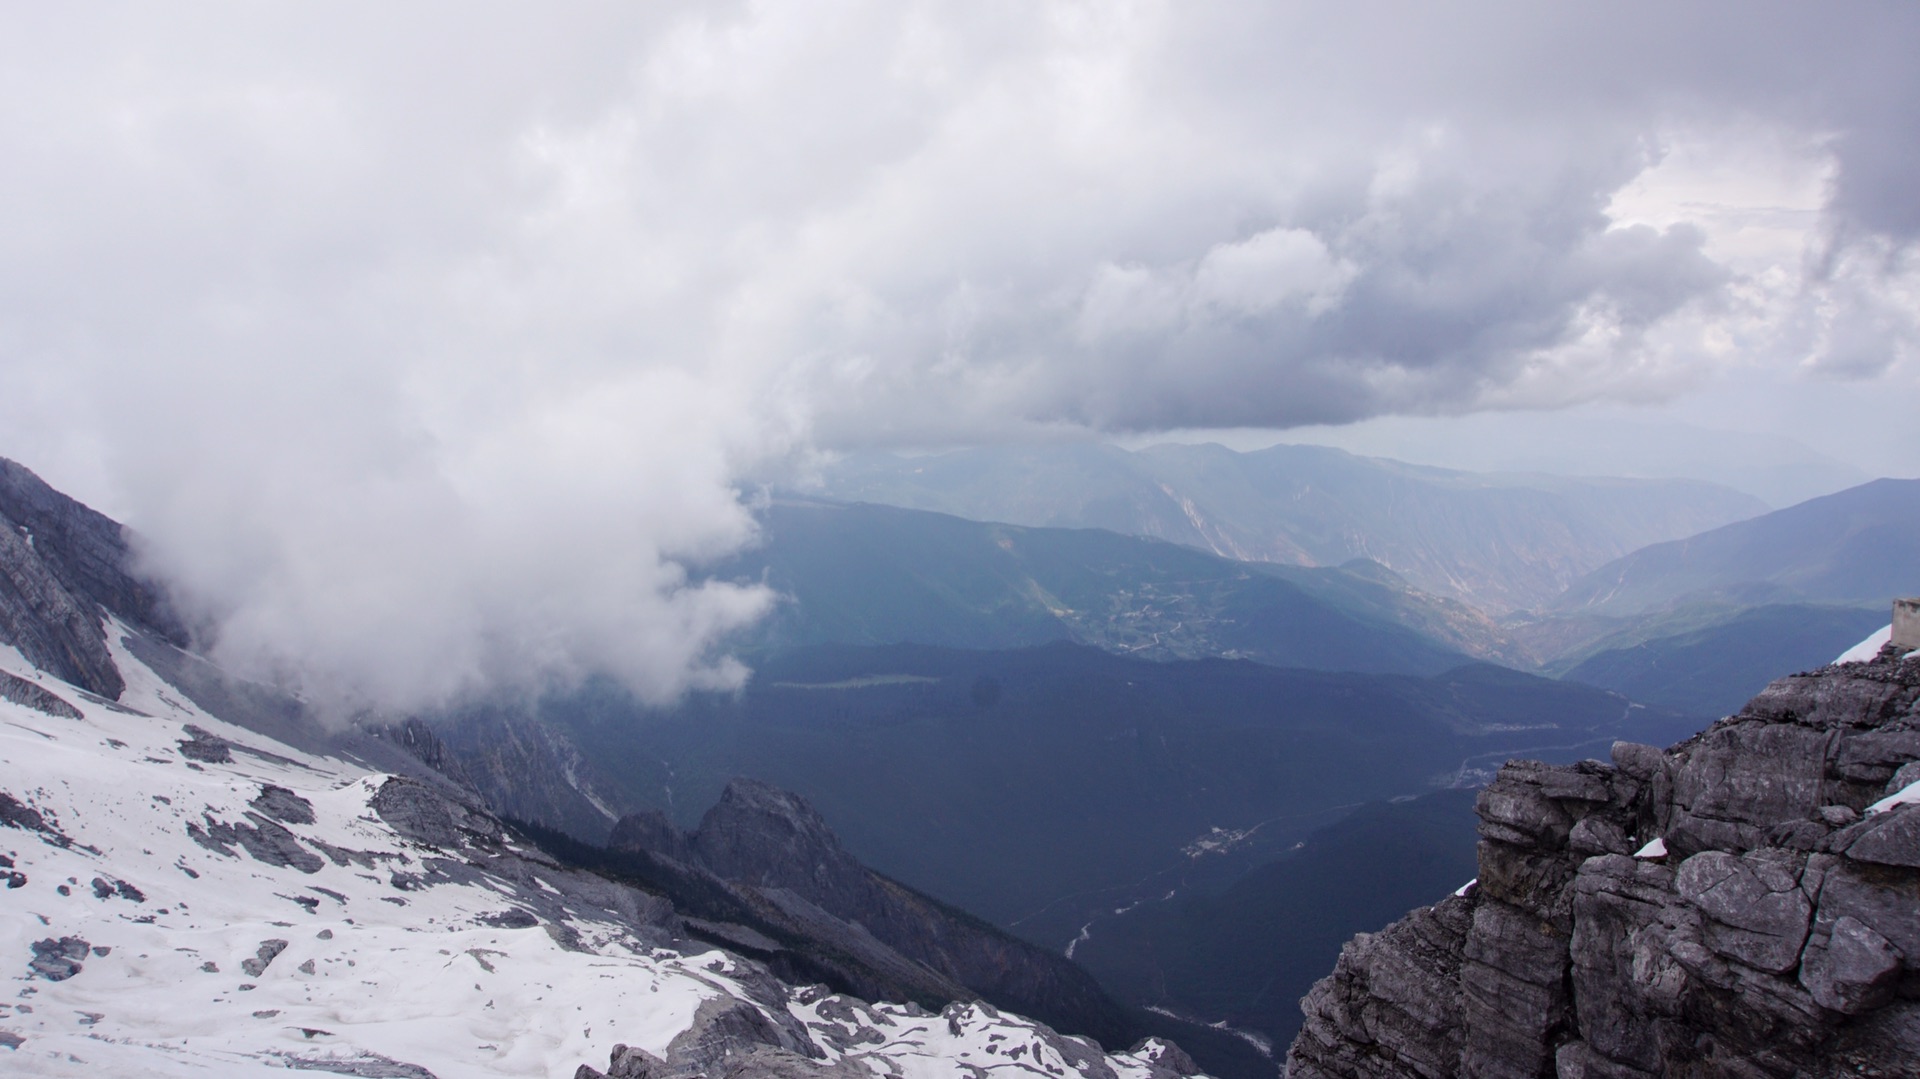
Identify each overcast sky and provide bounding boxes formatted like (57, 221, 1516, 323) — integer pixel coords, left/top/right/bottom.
(1, 2, 1915, 709)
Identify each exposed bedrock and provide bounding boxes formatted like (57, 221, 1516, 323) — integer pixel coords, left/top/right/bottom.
(0, 457, 191, 699)
(1289, 650, 1920, 1079)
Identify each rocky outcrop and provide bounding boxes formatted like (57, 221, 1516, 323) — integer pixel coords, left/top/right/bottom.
(0, 457, 188, 699)
(0, 669, 82, 719)
(609, 779, 1150, 1055)
(0, 459, 187, 644)
(1288, 647, 1920, 1079)
(0, 504, 127, 699)
(423, 709, 624, 843)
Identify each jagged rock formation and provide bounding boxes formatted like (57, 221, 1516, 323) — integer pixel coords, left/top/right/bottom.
(426, 708, 625, 843)
(605, 779, 1146, 1052)
(1287, 646, 1920, 1078)
(0, 457, 186, 699)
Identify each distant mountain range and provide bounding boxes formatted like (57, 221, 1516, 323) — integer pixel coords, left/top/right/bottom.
(1549, 603, 1892, 718)
(804, 442, 1767, 612)
(1279, 414, 1870, 508)
(712, 498, 1525, 674)
(1483, 477, 1917, 716)
(1552, 477, 1920, 617)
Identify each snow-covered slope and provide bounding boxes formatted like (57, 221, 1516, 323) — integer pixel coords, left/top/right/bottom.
(1, 630, 1196, 1079)
(1836, 623, 1894, 663)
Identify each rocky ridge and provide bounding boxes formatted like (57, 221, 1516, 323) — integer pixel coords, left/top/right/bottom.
(604, 778, 1148, 1051)
(1286, 643, 1920, 1078)
(0, 459, 186, 700)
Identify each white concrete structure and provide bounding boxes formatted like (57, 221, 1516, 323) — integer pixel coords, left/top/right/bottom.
(1896, 597, 1920, 651)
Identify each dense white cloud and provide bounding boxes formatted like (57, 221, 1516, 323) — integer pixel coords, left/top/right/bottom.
(0, 1, 1914, 708)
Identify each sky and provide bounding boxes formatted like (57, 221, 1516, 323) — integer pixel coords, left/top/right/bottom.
(0, 2, 1916, 710)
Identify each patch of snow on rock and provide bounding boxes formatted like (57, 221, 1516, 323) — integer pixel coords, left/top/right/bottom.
(1835, 625, 1893, 664)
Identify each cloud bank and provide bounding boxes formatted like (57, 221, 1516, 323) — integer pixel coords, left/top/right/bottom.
(0, 2, 1914, 709)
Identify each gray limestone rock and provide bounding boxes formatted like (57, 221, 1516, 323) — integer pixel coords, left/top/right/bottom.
(1475, 763, 1577, 849)
(477, 908, 539, 930)
(1554, 1041, 1655, 1079)
(1836, 730, 1920, 789)
(27, 936, 90, 981)
(0, 508, 124, 699)
(1567, 855, 1681, 1071)
(230, 813, 324, 874)
(0, 670, 81, 720)
(1808, 860, 1920, 971)
(1831, 803, 1920, 867)
(369, 777, 501, 851)
(1668, 722, 1835, 857)
(1125, 1037, 1199, 1079)
(1568, 816, 1632, 856)
(1289, 896, 1471, 1079)
(664, 995, 819, 1075)
(251, 784, 317, 825)
(1673, 850, 1813, 973)
(0, 458, 188, 644)
(1473, 838, 1577, 929)
(1608, 741, 1664, 781)
(1800, 915, 1904, 1014)
(0, 792, 57, 839)
(1886, 760, 1920, 794)
(0, 458, 193, 700)
(241, 939, 289, 977)
(605, 1042, 666, 1079)
(280, 1050, 439, 1077)
(177, 725, 234, 764)
(1459, 900, 1570, 1079)
(1817, 804, 1861, 827)
(1287, 652, 1920, 1079)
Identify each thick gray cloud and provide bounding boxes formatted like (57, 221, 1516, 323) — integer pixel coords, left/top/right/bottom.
(0, 2, 1913, 708)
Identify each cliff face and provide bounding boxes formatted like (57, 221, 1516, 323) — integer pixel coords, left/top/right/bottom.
(0, 457, 187, 699)
(1287, 646, 1920, 1079)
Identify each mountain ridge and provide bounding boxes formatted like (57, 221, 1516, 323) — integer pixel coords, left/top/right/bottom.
(806, 442, 1767, 612)
(1554, 477, 1920, 617)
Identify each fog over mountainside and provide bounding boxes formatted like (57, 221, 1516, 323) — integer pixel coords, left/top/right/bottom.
(0, 455, 1236, 1079)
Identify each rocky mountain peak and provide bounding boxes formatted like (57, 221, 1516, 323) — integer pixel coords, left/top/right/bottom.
(1287, 645, 1920, 1078)
(604, 778, 1160, 1062)
(692, 778, 868, 897)
(607, 807, 693, 864)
